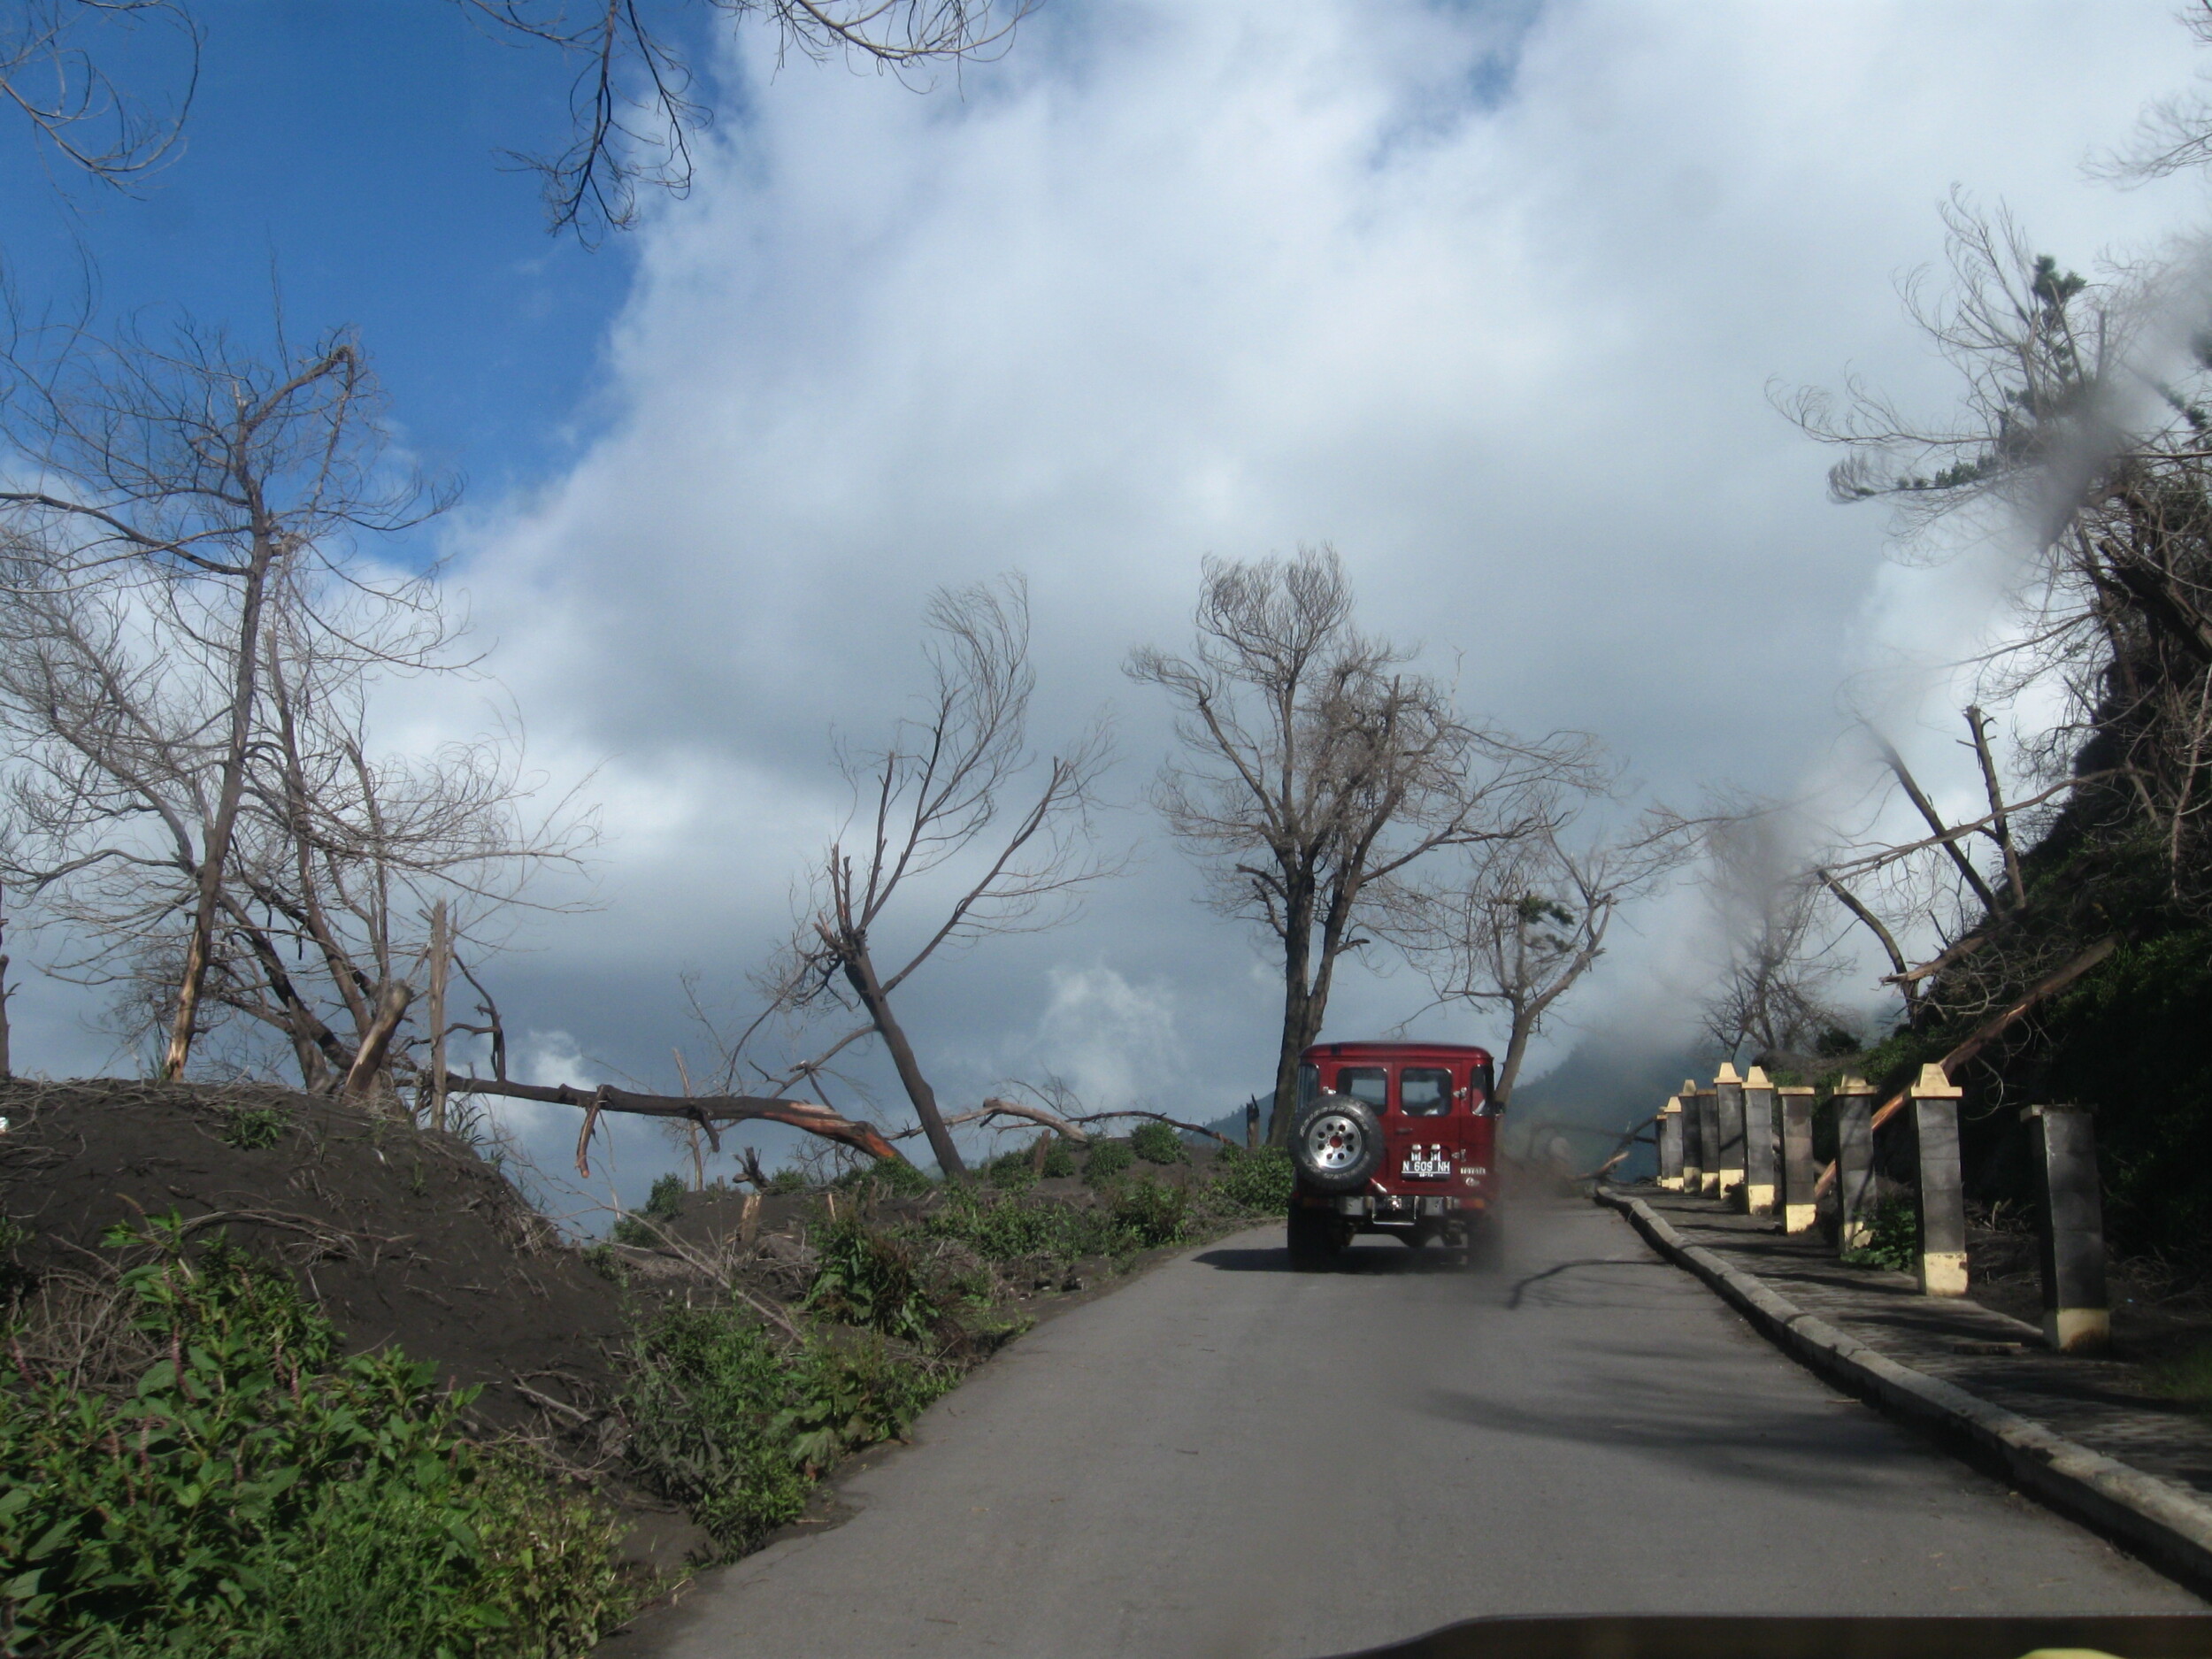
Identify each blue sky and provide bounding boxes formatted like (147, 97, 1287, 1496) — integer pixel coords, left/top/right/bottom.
(4, 1, 2206, 1212)
(0, 2, 638, 505)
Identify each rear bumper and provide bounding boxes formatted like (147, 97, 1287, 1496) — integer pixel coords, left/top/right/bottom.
(1304, 1193, 1481, 1219)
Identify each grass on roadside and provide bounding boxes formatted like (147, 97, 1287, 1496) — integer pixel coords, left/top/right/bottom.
(611, 1143, 1299, 1569)
(618, 1298, 958, 1556)
(1841, 1197, 1919, 1273)
(1, 1213, 634, 1658)
(2149, 1343, 2212, 1411)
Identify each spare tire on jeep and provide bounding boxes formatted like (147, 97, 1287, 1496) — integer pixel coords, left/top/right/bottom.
(1291, 1094, 1383, 1194)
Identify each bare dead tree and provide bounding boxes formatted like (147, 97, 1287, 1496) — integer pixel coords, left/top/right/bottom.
(0, 318, 588, 1089)
(0, 548, 592, 1094)
(0, 1, 198, 189)
(0, 878, 12, 1079)
(745, 575, 1113, 1177)
(1693, 807, 1851, 1066)
(1393, 794, 1692, 1106)
(1, 2, 1034, 243)
(1781, 200, 2212, 921)
(0, 316, 459, 1078)
(2093, 1, 2212, 187)
(1127, 544, 1597, 1143)
(461, 0, 1036, 242)
(1797, 705, 2110, 1038)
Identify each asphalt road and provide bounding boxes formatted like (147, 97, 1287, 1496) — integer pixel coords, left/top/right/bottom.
(619, 1196, 2202, 1658)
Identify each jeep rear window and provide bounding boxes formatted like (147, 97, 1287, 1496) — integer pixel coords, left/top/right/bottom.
(1401, 1067, 1453, 1116)
(1336, 1067, 1387, 1109)
(1296, 1063, 1318, 1111)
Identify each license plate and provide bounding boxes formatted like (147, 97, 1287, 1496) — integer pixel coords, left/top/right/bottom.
(1401, 1150, 1451, 1179)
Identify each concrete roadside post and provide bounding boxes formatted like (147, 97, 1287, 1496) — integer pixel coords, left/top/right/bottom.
(1834, 1076, 1877, 1253)
(1694, 1083, 1722, 1196)
(1778, 1085, 1816, 1233)
(1741, 1065, 1778, 1216)
(2025, 1103, 2110, 1354)
(1680, 1080, 1707, 1194)
(1912, 1063, 1968, 1296)
(1656, 1096, 1684, 1190)
(1715, 1063, 1747, 1204)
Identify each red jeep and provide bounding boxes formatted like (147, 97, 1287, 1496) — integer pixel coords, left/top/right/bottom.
(1286, 1040, 1500, 1268)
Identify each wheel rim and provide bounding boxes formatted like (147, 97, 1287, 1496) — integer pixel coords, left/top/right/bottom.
(1301, 1110, 1368, 1172)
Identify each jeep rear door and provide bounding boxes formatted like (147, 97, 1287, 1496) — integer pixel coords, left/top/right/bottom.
(1386, 1064, 1458, 1185)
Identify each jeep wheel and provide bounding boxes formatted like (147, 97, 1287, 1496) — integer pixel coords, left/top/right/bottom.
(1286, 1205, 1339, 1271)
(1290, 1098, 1383, 1194)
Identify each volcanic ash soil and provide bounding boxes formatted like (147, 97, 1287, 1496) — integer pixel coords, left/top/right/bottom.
(0, 1078, 628, 1427)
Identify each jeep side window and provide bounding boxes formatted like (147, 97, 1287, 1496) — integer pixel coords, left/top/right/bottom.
(1400, 1067, 1452, 1117)
(1296, 1063, 1318, 1111)
(1337, 1067, 1387, 1110)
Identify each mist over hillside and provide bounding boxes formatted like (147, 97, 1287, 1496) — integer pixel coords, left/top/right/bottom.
(1504, 1033, 1717, 1180)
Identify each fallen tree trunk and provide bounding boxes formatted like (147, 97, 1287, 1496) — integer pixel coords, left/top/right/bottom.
(1071, 1108, 1236, 1148)
(885, 1101, 1236, 1149)
(912, 1096, 1094, 1144)
(445, 1071, 1238, 1179)
(440, 1072, 907, 1176)
(1809, 934, 2118, 1200)
(1578, 1116, 1659, 1183)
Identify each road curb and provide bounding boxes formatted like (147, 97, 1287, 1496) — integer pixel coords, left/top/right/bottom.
(1595, 1185, 2212, 1596)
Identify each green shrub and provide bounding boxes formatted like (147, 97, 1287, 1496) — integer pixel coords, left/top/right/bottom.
(220, 1105, 289, 1150)
(1129, 1122, 1187, 1164)
(1110, 1175, 1189, 1248)
(610, 1213, 663, 1247)
(1842, 1197, 1918, 1273)
(619, 1302, 809, 1555)
(2151, 1343, 2212, 1412)
(1205, 1145, 1295, 1214)
(645, 1173, 687, 1220)
(581, 1241, 628, 1285)
(765, 1168, 809, 1195)
(834, 1156, 934, 1198)
(618, 1301, 954, 1555)
(0, 1213, 628, 1656)
(926, 1187, 1066, 1261)
(984, 1139, 1079, 1186)
(776, 1337, 954, 1478)
(805, 1216, 947, 1343)
(220, 1449, 627, 1659)
(1082, 1141, 1133, 1185)
(0, 1214, 29, 1306)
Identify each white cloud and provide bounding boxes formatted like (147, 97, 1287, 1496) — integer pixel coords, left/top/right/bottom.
(411, 0, 2206, 1145)
(1013, 964, 1189, 1115)
(512, 1028, 595, 1088)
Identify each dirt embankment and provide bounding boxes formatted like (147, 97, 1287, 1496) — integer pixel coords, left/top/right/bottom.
(1964, 1212, 2212, 1365)
(0, 1079, 629, 1428)
(2, 1087, 1270, 1440)
(1, 1082, 1286, 1598)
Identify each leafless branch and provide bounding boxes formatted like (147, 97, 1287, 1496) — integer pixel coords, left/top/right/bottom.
(1128, 543, 1604, 1141)
(0, 2, 198, 191)
(463, 0, 1038, 243)
(729, 574, 1117, 1177)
